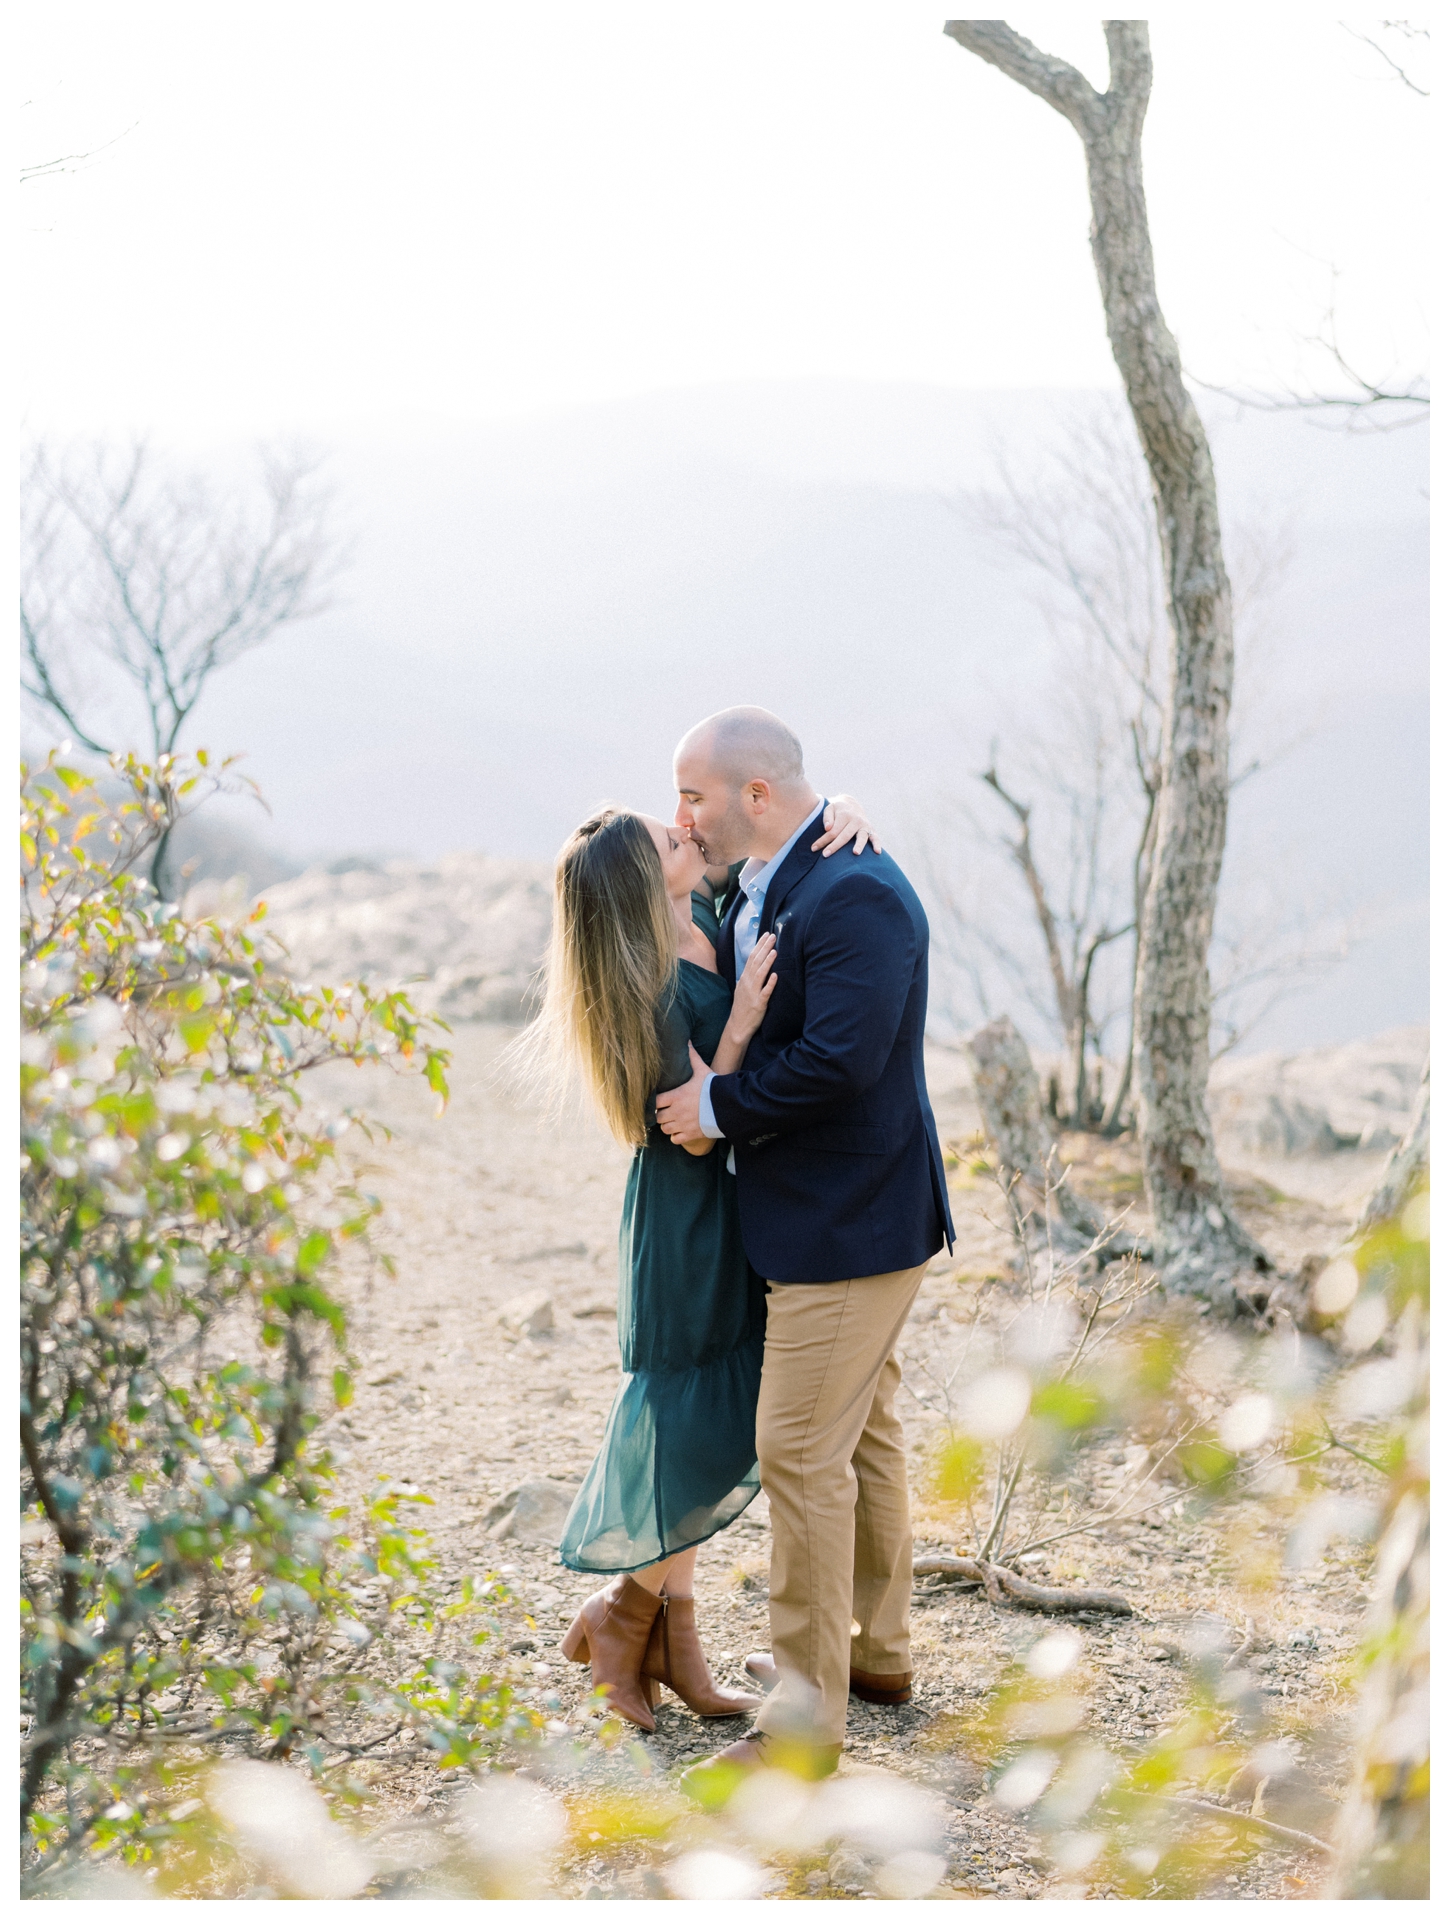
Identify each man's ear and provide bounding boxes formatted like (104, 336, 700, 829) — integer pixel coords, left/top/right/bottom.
(744, 780, 771, 815)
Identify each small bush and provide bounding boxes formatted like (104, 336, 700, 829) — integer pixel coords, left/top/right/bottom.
(19, 756, 550, 1888)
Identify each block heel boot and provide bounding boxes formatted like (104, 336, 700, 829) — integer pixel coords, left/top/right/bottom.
(641, 1595, 760, 1717)
(560, 1574, 663, 1731)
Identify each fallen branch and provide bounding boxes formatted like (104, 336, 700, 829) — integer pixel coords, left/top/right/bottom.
(1110, 1786, 1336, 1857)
(912, 1555, 1133, 1615)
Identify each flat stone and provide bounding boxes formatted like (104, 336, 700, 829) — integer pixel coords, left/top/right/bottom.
(480, 1491, 518, 1530)
(499, 1289, 555, 1336)
(490, 1476, 581, 1545)
(827, 1845, 872, 1892)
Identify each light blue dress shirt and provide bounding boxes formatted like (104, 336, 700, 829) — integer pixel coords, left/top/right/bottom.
(698, 800, 821, 1152)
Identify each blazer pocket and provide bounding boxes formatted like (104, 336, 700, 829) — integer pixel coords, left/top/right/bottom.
(798, 1123, 888, 1155)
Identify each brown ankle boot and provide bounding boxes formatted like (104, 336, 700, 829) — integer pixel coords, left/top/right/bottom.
(560, 1575, 663, 1730)
(641, 1595, 760, 1717)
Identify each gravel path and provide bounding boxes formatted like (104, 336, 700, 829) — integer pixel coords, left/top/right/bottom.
(309, 1024, 1382, 1900)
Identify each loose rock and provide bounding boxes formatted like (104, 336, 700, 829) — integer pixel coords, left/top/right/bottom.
(500, 1290, 555, 1336)
(490, 1477, 581, 1546)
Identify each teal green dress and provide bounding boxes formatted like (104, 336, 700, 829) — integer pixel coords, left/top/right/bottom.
(558, 959, 765, 1573)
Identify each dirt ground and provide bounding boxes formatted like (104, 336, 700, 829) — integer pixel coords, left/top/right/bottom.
(310, 1025, 1386, 1901)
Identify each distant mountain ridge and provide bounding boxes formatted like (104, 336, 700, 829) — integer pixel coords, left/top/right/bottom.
(163, 381, 1427, 1052)
(257, 851, 1425, 1162)
(259, 853, 551, 1025)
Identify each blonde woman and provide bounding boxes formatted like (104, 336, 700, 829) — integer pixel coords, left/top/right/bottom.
(541, 797, 877, 1732)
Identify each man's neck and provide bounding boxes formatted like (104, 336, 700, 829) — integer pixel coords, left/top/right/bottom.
(747, 792, 821, 863)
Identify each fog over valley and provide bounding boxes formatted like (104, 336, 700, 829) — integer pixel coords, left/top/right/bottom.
(85, 380, 1426, 1053)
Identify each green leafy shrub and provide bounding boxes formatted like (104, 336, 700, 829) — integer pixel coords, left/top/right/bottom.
(920, 1183, 1428, 1898)
(19, 755, 550, 1887)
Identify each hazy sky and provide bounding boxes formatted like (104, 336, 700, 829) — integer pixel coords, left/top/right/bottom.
(19, 5, 1429, 439)
(17, 7, 1430, 1054)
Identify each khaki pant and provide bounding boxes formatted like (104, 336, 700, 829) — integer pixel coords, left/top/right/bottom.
(752, 1263, 926, 1747)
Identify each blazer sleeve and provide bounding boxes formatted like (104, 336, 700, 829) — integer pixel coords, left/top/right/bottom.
(707, 872, 917, 1139)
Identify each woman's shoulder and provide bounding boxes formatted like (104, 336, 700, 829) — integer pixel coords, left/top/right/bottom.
(658, 963, 726, 1037)
(675, 957, 730, 1005)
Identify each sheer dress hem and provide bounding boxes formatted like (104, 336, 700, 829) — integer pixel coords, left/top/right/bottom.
(556, 1488, 762, 1577)
(556, 1333, 763, 1575)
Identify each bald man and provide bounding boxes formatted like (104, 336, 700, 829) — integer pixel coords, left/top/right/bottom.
(657, 707, 954, 1786)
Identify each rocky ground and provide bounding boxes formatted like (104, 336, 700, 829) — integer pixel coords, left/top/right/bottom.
(305, 1024, 1390, 1901)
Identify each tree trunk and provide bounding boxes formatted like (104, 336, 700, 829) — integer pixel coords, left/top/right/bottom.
(148, 818, 177, 902)
(1104, 778, 1158, 1134)
(944, 21, 1272, 1311)
(1350, 1057, 1428, 1240)
(967, 1015, 1134, 1262)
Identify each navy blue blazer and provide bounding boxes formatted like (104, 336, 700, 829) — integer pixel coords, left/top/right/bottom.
(708, 805, 955, 1284)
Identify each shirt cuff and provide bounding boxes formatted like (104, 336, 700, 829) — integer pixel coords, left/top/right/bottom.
(698, 1072, 725, 1139)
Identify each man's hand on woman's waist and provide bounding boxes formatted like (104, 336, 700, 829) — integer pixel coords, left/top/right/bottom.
(655, 1042, 712, 1147)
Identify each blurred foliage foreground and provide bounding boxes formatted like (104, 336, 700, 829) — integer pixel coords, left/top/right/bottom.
(19, 757, 1427, 1898)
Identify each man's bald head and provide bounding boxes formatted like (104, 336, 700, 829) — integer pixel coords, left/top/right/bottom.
(678, 706, 808, 790)
(673, 706, 818, 864)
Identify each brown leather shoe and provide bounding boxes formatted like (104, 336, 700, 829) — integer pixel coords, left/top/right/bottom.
(642, 1596, 760, 1717)
(849, 1666, 913, 1705)
(560, 1574, 663, 1731)
(679, 1729, 769, 1806)
(740, 1652, 912, 1705)
(680, 1728, 842, 1808)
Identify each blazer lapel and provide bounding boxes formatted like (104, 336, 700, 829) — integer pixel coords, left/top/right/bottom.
(717, 808, 826, 984)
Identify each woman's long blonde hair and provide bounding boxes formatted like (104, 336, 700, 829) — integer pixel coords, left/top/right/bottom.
(527, 807, 677, 1147)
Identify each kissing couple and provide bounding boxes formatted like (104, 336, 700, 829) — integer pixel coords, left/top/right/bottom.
(530, 706, 954, 1789)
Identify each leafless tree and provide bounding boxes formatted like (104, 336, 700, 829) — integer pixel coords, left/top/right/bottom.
(965, 402, 1168, 1130)
(944, 21, 1274, 1312)
(920, 399, 1321, 1131)
(20, 438, 343, 892)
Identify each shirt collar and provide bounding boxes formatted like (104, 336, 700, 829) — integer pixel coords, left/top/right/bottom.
(738, 800, 823, 903)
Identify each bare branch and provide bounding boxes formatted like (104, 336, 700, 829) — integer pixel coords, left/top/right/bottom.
(913, 1554, 1133, 1614)
(1111, 1787, 1336, 1857)
(20, 124, 138, 185)
(1339, 17, 1429, 95)
(981, 765, 1076, 1040)
(942, 21, 1102, 137)
(1196, 264, 1429, 429)
(21, 437, 344, 769)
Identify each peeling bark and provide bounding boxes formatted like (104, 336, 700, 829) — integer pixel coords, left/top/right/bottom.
(944, 20, 1273, 1311)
